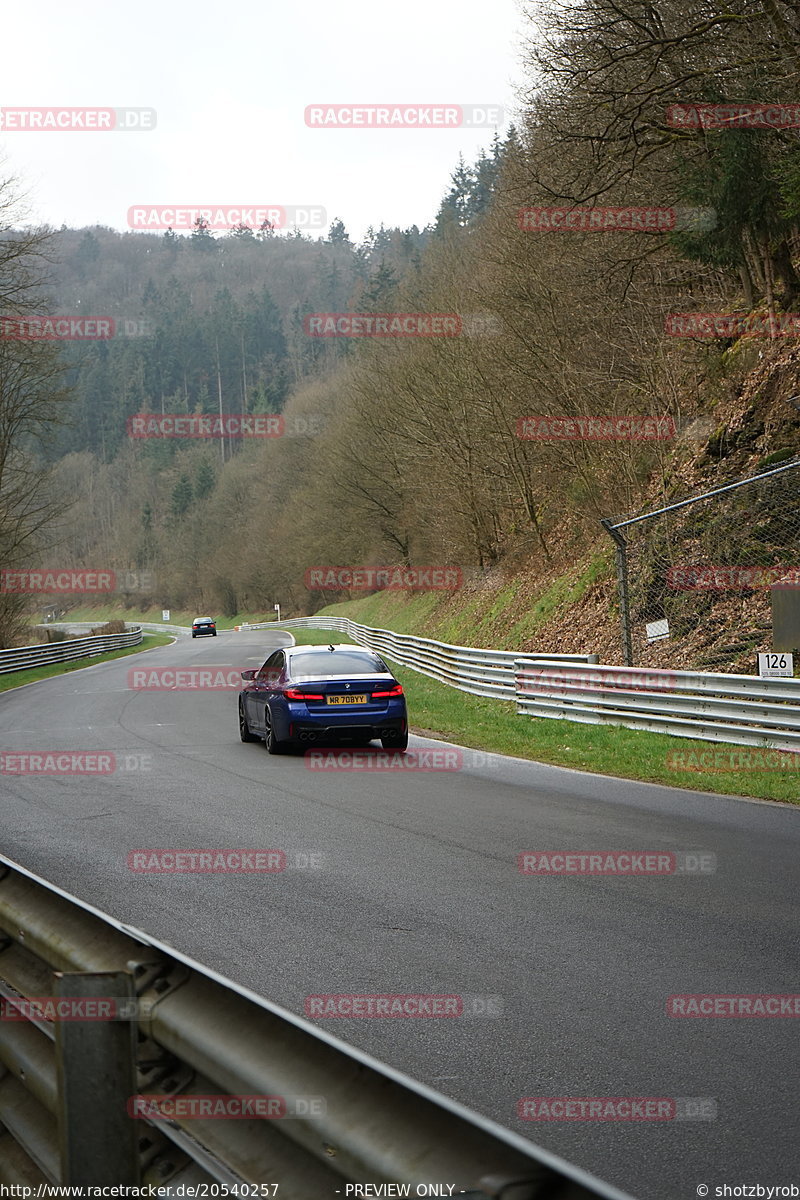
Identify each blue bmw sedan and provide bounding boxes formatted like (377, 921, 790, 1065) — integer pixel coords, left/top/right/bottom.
(238, 644, 408, 754)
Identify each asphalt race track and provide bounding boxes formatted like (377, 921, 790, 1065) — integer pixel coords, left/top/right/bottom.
(1, 629, 798, 1198)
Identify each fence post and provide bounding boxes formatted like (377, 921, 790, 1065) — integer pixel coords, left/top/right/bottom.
(600, 519, 633, 666)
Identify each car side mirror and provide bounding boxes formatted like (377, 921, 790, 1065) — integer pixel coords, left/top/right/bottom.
(240, 669, 256, 681)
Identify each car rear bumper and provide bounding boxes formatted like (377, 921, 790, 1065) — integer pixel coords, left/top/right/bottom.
(289, 715, 407, 743)
(265, 695, 407, 743)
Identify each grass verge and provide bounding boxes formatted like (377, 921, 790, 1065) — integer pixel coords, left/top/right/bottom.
(287, 627, 798, 804)
(305, 551, 613, 651)
(0, 634, 172, 694)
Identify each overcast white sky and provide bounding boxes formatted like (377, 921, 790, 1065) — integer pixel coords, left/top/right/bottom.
(1, 0, 529, 241)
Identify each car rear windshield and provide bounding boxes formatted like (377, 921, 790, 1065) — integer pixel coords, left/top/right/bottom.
(290, 651, 389, 676)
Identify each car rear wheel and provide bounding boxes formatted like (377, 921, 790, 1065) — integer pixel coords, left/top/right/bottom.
(239, 701, 258, 743)
(264, 707, 289, 754)
(192, 633, 196, 638)
(381, 731, 408, 752)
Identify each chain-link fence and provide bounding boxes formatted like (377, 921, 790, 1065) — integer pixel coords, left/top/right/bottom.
(601, 459, 800, 670)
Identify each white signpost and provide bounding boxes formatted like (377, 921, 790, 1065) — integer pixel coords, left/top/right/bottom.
(758, 652, 794, 678)
(162, 609, 170, 622)
(645, 618, 669, 643)
(274, 603, 281, 622)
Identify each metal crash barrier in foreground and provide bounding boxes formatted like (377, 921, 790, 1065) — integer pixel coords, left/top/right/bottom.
(0, 855, 632, 1199)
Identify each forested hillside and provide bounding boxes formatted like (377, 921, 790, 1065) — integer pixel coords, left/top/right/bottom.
(3, 0, 800, 665)
(45, 219, 427, 460)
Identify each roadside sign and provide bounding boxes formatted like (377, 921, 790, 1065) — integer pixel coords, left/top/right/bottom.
(758, 652, 793, 677)
(646, 618, 669, 643)
(162, 609, 170, 622)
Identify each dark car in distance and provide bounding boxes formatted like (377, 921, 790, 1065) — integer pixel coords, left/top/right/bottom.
(238, 643, 408, 754)
(192, 616, 217, 637)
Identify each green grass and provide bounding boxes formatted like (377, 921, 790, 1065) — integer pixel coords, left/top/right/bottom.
(311, 551, 614, 651)
(286, 626, 798, 804)
(311, 591, 444, 637)
(507, 552, 611, 645)
(0, 633, 173, 694)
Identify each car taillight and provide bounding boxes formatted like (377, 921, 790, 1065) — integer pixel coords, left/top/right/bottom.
(283, 687, 324, 700)
(371, 684, 404, 698)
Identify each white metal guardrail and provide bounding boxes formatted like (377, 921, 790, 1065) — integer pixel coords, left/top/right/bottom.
(0, 628, 143, 676)
(0, 854, 631, 1198)
(516, 661, 800, 752)
(266, 617, 596, 701)
(262, 617, 800, 750)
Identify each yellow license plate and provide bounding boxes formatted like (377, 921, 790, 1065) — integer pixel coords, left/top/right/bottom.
(326, 694, 368, 705)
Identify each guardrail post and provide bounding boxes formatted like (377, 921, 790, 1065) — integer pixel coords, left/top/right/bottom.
(54, 970, 140, 1184)
(1, 858, 633, 1197)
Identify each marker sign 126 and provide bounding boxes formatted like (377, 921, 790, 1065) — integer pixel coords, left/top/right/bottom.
(758, 652, 794, 677)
